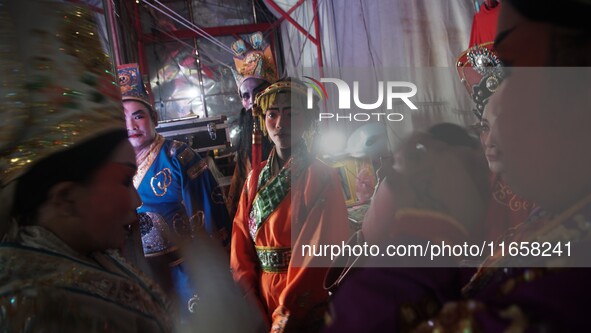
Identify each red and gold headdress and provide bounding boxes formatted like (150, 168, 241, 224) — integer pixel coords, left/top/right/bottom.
(231, 32, 279, 92)
(456, 42, 504, 120)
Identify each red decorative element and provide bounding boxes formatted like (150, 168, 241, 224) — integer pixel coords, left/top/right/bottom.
(252, 130, 262, 166)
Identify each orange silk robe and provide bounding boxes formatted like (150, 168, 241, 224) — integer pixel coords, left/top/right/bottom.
(231, 155, 351, 333)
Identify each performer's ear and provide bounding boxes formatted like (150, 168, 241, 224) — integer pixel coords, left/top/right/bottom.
(150, 109, 159, 126)
(44, 181, 81, 218)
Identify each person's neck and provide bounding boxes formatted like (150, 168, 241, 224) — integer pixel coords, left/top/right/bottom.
(134, 144, 151, 158)
(134, 136, 158, 158)
(275, 147, 291, 165)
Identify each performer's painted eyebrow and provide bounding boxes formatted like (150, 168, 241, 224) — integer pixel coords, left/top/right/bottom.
(266, 106, 292, 111)
(131, 109, 148, 116)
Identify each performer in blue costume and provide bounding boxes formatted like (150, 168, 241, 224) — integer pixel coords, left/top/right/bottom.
(118, 64, 232, 319)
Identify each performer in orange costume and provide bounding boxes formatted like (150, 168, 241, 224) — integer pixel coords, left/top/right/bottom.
(231, 79, 351, 333)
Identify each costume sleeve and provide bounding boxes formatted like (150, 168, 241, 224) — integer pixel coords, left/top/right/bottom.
(173, 143, 232, 246)
(323, 209, 469, 333)
(323, 208, 591, 333)
(413, 266, 591, 333)
(230, 172, 269, 323)
(0, 287, 170, 333)
(323, 267, 464, 333)
(272, 166, 352, 333)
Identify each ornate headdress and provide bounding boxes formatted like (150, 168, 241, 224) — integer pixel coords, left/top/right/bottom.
(0, 0, 125, 233)
(117, 63, 154, 112)
(231, 32, 279, 92)
(256, 79, 308, 102)
(456, 42, 504, 120)
(253, 78, 312, 135)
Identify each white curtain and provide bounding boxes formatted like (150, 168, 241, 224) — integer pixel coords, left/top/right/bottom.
(268, 0, 477, 151)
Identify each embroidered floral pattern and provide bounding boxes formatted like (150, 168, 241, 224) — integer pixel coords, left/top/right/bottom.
(492, 179, 535, 212)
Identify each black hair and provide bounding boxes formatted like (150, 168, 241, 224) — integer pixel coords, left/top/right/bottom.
(11, 129, 129, 224)
(427, 123, 480, 150)
(506, 0, 591, 66)
(505, 0, 591, 31)
(548, 29, 591, 66)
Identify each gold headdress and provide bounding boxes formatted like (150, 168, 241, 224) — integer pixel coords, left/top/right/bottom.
(231, 32, 279, 92)
(253, 78, 311, 135)
(0, 0, 125, 226)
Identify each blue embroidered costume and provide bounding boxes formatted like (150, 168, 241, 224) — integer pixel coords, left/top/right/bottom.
(134, 134, 232, 316)
(118, 63, 232, 317)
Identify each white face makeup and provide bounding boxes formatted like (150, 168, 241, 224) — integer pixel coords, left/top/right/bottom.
(239, 78, 269, 111)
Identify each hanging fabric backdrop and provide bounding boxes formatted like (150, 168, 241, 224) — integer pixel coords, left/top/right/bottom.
(267, 0, 478, 152)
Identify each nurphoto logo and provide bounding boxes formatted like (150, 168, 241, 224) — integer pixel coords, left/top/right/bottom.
(303, 76, 418, 122)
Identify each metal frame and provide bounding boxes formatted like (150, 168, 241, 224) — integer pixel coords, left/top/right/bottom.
(264, 0, 324, 76)
(127, 0, 323, 78)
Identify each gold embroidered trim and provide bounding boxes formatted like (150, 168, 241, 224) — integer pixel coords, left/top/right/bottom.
(526, 193, 591, 242)
(134, 134, 165, 189)
(188, 211, 205, 231)
(187, 159, 208, 180)
(0, 246, 169, 321)
(492, 179, 535, 212)
(177, 145, 196, 168)
(168, 140, 184, 157)
(255, 246, 291, 273)
(150, 168, 172, 196)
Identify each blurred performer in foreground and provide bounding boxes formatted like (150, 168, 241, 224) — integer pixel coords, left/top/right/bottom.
(0, 1, 170, 331)
(325, 0, 591, 332)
